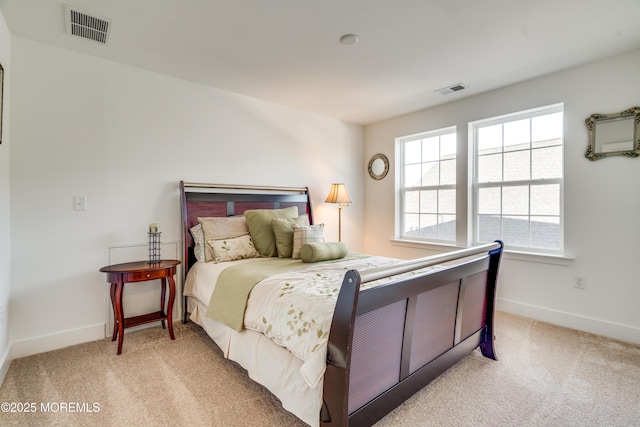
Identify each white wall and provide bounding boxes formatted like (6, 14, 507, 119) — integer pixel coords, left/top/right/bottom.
(7, 34, 638, 361)
(364, 48, 640, 345)
(0, 8, 12, 381)
(9, 37, 363, 357)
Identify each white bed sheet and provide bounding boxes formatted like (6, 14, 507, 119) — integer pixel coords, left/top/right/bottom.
(185, 260, 321, 427)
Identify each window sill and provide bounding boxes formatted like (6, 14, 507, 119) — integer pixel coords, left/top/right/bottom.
(390, 239, 574, 266)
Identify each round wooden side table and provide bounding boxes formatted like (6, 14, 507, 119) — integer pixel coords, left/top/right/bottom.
(99, 260, 181, 354)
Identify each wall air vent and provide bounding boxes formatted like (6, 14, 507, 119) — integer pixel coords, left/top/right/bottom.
(65, 5, 111, 44)
(435, 83, 467, 95)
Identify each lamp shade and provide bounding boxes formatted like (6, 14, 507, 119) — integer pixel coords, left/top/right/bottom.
(325, 183, 352, 206)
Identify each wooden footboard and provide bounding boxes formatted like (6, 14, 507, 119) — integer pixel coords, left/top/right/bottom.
(179, 182, 504, 426)
(322, 241, 503, 426)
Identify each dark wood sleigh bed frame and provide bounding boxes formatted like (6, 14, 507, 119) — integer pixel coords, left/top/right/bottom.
(180, 181, 503, 427)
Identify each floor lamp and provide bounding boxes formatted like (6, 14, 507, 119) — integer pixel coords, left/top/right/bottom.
(325, 183, 352, 242)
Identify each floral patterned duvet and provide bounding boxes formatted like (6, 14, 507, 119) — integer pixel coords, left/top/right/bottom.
(236, 255, 442, 387)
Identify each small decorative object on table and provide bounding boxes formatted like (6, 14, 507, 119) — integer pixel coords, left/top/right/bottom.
(148, 223, 161, 264)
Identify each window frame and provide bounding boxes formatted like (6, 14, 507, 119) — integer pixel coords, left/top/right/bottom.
(470, 103, 564, 253)
(397, 126, 458, 244)
(394, 104, 565, 255)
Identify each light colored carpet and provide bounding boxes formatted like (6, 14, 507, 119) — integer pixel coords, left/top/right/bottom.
(1, 311, 639, 426)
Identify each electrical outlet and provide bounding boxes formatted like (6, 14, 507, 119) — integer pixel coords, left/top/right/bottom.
(574, 275, 586, 290)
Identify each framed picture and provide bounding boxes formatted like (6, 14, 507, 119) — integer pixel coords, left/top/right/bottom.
(0, 63, 3, 144)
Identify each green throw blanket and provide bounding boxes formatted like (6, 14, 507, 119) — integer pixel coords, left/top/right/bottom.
(207, 258, 305, 331)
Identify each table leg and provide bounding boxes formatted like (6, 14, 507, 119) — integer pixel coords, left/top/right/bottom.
(114, 282, 125, 355)
(110, 283, 118, 341)
(167, 274, 176, 340)
(160, 277, 167, 329)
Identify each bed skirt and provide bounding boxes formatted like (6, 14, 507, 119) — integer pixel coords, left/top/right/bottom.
(187, 298, 321, 426)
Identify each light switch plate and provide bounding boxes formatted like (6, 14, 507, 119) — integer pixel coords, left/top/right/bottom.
(73, 195, 87, 211)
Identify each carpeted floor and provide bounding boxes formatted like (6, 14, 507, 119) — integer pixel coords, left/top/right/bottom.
(1, 311, 639, 426)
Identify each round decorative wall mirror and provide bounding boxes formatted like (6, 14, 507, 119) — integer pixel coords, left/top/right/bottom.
(368, 153, 389, 180)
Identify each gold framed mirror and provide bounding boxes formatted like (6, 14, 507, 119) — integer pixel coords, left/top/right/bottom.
(585, 106, 640, 160)
(368, 153, 389, 180)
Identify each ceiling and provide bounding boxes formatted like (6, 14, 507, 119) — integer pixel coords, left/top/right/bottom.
(2, 0, 640, 125)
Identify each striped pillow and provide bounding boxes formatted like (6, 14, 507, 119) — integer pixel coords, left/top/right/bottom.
(291, 223, 324, 259)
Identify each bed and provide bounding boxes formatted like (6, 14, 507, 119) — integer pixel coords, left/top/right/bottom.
(179, 181, 503, 426)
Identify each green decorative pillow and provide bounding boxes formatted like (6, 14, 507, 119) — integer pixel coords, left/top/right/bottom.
(300, 242, 348, 263)
(198, 216, 249, 262)
(244, 206, 299, 257)
(271, 214, 310, 258)
(291, 223, 324, 259)
(207, 234, 259, 263)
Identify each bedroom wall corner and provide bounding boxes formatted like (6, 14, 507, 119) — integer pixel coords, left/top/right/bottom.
(7, 36, 364, 357)
(0, 7, 12, 385)
(363, 48, 640, 345)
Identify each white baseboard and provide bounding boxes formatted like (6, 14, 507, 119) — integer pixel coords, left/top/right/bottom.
(11, 323, 106, 359)
(497, 298, 640, 345)
(0, 345, 12, 387)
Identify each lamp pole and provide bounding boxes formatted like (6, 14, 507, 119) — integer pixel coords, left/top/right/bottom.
(338, 205, 343, 242)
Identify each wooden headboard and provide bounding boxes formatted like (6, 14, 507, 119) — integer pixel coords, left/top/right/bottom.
(179, 181, 313, 275)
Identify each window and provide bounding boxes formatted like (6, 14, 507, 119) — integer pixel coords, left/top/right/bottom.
(398, 127, 457, 243)
(472, 104, 563, 251)
(395, 104, 563, 254)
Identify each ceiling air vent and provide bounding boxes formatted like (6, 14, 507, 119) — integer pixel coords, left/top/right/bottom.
(435, 83, 467, 95)
(65, 5, 111, 44)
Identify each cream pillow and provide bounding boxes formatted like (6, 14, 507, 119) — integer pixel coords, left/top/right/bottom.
(198, 216, 249, 262)
(271, 214, 310, 258)
(244, 206, 299, 257)
(291, 223, 325, 259)
(207, 234, 259, 263)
